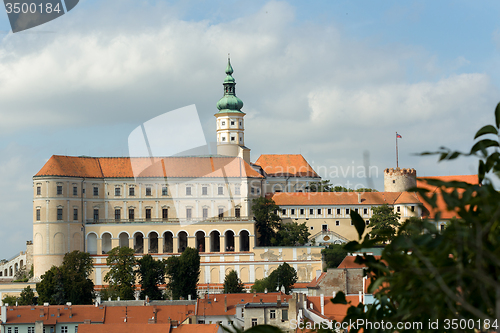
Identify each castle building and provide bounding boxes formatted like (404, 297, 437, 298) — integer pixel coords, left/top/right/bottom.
(31, 58, 477, 289)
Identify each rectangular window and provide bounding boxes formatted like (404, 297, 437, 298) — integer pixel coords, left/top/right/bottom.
(129, 187, 135, 196)
(57, 208, 63, 220)
(397, 206, 400, 212)
(231, 136, 235, 141)
(235, 207, 241, 218)
(218, 186, 223, 195)
(291, 209, 295, 215)
(282, 309, 288, 320)
(162, 187, 168, 196)
(251, 187, 255, 194)
(336, 220, 340, 226)
(327, 208, 332, 215)
(252, 319, 258, 327)
(440, 224, 445, 231)
(203, 208, 208, 219)
(270, 310, 276, 319)
(146, 187, 152, 196)
(218, 208, 224, 219)
(14, 327, 18, 333)
(186, 208, 192, 219)
(317, 208, 321, 215)
(410, 206, 415, 212)
(364, 208, 368, 215)
(366, 220, 370, 225)
(7, 327, 11, 333)
(322, 224, 328, 231)
(115, 209, 120, 221)
(300, 208, 304, 215)
(146, 208, 151, 220)
(73, 186, 77, 196)
(28, 328, 35, 333)
(57, 185, 63, 195)
(337, 208, 341, 215)
(73, 209, 78, 221)
(309, 209, 314, 215)
(61, 326, 68, 333)
(36, 209, 41, 221)
(231, 121, 235, 125)
(36, 186, 41, 195)
(235, 186, 241, 195)
(115, 187, 121, 196)
(162, 208, 168, 220)
(186, 187, 192, 195)
(93, 209, 99, 221)
(242, 308, 244, 318)
(75, 328, 78, 333)
(346, 208, 350, 215)
(282, 209, 286, 215)
(93, 186, 98, 196)
(202, 186, 208, 195)
(129, 209, 135, 221)
(355, 208, 359, 213)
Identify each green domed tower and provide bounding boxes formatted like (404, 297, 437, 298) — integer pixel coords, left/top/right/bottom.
(215, 58, 250, 162)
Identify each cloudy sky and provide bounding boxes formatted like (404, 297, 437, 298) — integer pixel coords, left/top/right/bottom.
(0, 0, 499, 258)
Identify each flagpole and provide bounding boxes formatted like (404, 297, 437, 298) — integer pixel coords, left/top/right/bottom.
(396, 132, 399, 169)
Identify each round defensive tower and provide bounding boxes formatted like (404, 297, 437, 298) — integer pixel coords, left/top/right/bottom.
(384, 168, 417, 192)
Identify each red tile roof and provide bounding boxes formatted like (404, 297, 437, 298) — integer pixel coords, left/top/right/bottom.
(416, 175, 478, 219)
(4, 305, 105, 324)
(173, 324, 220, 333)
(337, 255, 382, 269)
(254, 154, 319, 178)
(196, 292, 292, 316)
(307, 295, 361, 322)
(103, 304, 195, 324)
(306, 273, 327, 289)
(78, 324, 171, 333)
(35, 155, 263, 179)
(270, 191, 421, 206)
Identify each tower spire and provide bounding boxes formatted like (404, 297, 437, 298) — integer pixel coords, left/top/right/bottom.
(216, 57, 243, 113)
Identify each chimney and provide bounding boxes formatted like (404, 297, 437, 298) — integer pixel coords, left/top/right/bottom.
(69, 307, 72, 318)
(332, 291, 336, 299)
(359, 291, 362, 303)
(224, 297, 227, 313)
(1, 305, 6, 323)
(320, 294, 324, 316)
(188, 295, 192, 301)
(39, 308, 44, 318)
(57, 308, 60, 317)
(358, 192, 361, 203)
(277, 295, 281, 307)
(260, 299, 263, 304)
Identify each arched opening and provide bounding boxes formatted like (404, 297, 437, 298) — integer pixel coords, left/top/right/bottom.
(9, 267, 13, 276)
(19, 260, 23, 267)
(4, 269, 7, 276)
(149, 232, 158, 253)
(0, 271, 2, 277)
(102, 233, 112, 254)
(239, 230, 250, 252)
(14, 263, 18, 272)
(178, 231, 188, 253)
(210, 230, 220, 252)
(163, 232, 173, 253)
(195, 231, 205, 253)
(224, 230, 235, 252)
(87, 233, 97, 255)
(119, 232, 129, 248)
(134, 232, 144, 254)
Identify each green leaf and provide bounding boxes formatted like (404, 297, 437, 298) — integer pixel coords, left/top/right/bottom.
(331, 291, 348, 304)
(495, 102, 500, 129)
(474, 125, 498, 139)
(350, 210, 365, 240)
(470, 139, 500, 155)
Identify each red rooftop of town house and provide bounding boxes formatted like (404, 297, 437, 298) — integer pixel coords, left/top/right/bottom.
(254, 154, 319, 178)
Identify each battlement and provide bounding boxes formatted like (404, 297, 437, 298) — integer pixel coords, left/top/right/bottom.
(384, 168, 416, 176)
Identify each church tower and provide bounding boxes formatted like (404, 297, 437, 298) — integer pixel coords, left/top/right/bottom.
(215, 58, 250, 163)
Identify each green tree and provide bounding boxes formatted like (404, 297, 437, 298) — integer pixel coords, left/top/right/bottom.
(18, 286, 35, 305)
(61, 251, 94, 305)
(307, 180, 334, 192)
(165, 247, 200, 300)
(252, 197, 281, 246)
(36, 266, 65, 304)
(2, 295, 18, 305)
(322, 244, 348, 269)
(104, 246, 136, 300)
(331, 103, 500, 331)
(273, 221, 310, 246)
(267, 262, 297, 294)
(136, 254, 166, 300)
(223, 269, 245, 293)
(367, 204, 400, 244)
(250, 278, 271, 293)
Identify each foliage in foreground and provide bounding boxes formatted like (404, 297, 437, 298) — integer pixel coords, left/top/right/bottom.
(165, 247, 200, 300)
(321, 244, 348, 269)
(103, 246, 136, 300)
(137, 254, 166, 300)
(331, 103, 500, 332)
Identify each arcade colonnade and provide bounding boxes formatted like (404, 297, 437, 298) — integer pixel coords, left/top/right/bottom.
(85, 225, 254, 255)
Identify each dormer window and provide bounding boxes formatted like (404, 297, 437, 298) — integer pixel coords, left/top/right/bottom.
(231, 121, 235, 126)
(231, 136, 235, 141)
